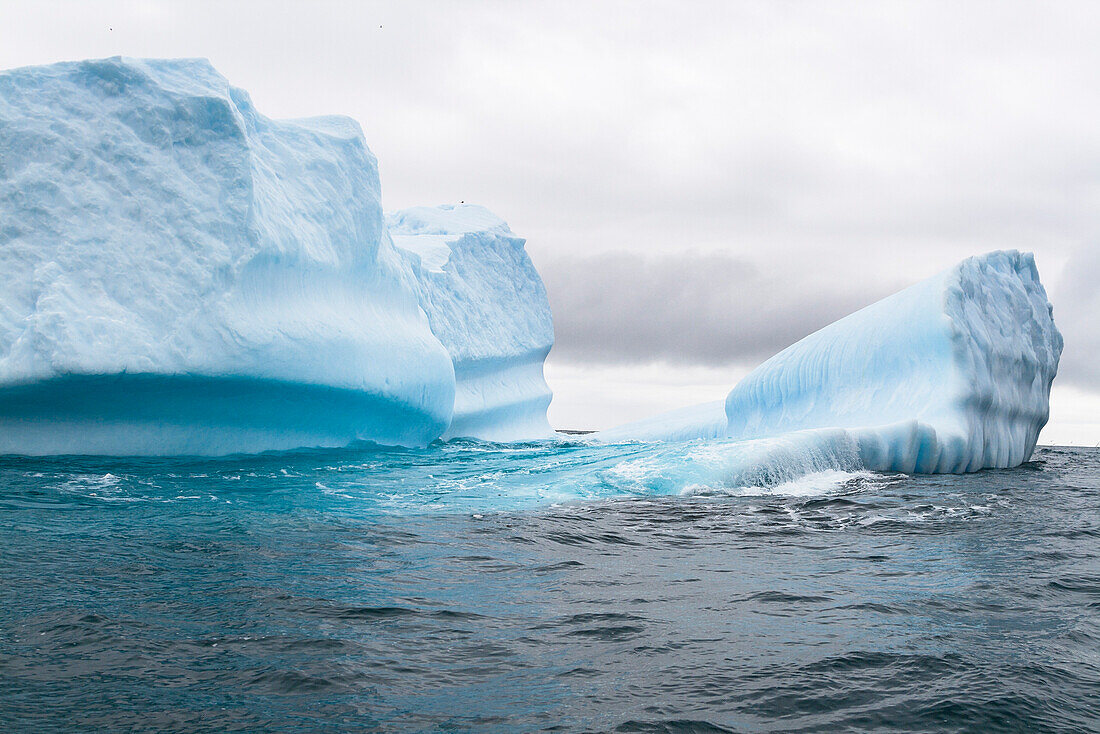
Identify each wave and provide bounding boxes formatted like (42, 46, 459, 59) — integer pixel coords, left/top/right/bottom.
(597, 428, 867, 498)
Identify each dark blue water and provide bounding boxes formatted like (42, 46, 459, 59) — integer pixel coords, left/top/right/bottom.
(2, 441, 1098, 732)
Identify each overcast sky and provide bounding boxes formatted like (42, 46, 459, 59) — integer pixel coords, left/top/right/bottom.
(2, 0, 1098, 441)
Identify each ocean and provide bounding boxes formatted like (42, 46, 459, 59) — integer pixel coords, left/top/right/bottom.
(1, 441, 1098, 732)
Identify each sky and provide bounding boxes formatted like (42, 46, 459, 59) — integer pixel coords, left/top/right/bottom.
(2, 0, 1098, 443)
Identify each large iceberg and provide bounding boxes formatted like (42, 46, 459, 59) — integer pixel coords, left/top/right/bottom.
(0, 57, 552, 454)
(600, 251, 1063, 473)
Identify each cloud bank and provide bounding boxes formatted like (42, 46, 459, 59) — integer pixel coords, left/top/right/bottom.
(541, 252, 901, 366)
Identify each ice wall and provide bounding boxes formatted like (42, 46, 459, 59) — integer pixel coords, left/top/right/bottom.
(0, 56, 1061, 467)
(388, 205, 554, 441)
(0, 57, 461, 454)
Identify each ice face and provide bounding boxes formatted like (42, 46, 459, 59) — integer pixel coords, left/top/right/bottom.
(0, 57, 508, 454)
(388, 205, 554, 442)
(600, 250, 1063, 474)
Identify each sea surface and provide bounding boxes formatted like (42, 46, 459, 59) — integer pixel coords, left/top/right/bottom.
(1, 440, 1098, 733)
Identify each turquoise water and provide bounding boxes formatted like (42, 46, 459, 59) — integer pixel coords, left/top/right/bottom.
(2, 441, 1099, 732)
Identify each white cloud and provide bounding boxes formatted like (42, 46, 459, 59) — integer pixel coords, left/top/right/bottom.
(545, 361, 744, 431)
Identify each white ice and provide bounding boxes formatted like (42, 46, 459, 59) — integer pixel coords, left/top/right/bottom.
(0, 57, 1063, 469)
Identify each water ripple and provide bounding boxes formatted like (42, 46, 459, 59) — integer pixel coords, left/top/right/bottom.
(0, 446, 1097, 732)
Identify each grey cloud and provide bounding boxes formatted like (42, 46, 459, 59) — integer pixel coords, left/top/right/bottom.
(1054, 245, 1100, 389)
(539, 252, 903, 366)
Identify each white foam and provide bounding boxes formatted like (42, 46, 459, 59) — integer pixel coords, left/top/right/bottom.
(599, 428, 865, 496)
(724, 469, 877, 497)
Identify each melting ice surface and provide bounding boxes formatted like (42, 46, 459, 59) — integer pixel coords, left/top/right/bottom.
(2, 436, 885, 517)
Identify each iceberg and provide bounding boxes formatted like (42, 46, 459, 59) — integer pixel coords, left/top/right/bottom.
(389, 205, 554, 441)
(0, 57, 552, 454)
(600, 251, 1063, 473)
(0, 56, 1062, 469)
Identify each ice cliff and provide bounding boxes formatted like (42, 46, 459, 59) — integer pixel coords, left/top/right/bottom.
(600, 250, 1063, 473)
(0, 57, 552, 454)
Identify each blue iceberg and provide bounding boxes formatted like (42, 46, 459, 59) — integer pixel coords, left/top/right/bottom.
(388, 205, 554, 442)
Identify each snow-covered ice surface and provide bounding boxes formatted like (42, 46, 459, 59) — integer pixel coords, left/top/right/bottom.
(388, 205, 554, 441)
(599, 251, 1063, 474)
(0, 57, 555, 454)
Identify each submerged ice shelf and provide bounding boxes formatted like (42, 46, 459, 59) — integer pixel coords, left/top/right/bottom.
(0, 56, 1063, 475)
